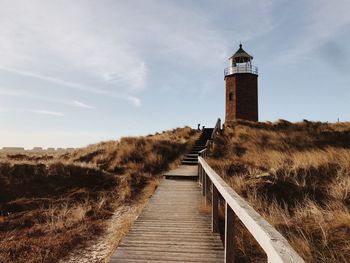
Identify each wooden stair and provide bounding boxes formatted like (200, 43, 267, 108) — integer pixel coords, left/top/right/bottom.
(180, 128, 213, 166)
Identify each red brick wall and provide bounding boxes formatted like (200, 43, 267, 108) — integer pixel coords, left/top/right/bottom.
(225, 73, 258, 123)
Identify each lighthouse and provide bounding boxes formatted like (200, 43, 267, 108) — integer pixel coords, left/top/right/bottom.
(224, 44, 258, 124)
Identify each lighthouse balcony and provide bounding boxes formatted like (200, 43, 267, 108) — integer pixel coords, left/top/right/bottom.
(224, 64, 258, 76)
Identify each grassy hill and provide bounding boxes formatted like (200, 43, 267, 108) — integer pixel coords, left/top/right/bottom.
(0, 127, 199, 263)
(208, 120, 350, 262)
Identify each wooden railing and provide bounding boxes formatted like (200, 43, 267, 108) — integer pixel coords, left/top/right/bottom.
(204, 118, 221, 152)
(198, 157, 305, 263)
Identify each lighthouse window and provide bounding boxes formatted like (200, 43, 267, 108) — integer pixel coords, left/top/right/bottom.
(229, 92, 233, 101)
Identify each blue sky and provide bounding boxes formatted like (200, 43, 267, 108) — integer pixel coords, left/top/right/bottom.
(0, 0, 350, 148)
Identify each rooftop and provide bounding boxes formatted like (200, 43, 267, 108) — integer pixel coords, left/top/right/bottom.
(230, 44, 253, 63)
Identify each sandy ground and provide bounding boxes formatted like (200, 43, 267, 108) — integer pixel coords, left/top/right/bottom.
(59, 181, 159, 263)
(59, 205, 137, 263)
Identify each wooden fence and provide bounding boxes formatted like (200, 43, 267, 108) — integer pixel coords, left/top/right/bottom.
(198, 157, 305, 263)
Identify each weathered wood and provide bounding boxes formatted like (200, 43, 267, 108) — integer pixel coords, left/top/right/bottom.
(198, 157, 305, 263)
(205, 173, 211, 205)
(198, 148, 207, 158)
(212, 184, 219, 233)
(198, 164, 201, 185)
(164, 165, 198, 180)
(225, 201, 235, 263)
(110, 179, 224, 262)
(202, 166, 206, 196)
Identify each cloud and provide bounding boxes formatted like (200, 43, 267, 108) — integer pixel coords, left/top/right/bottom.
(0, 0, 234, 100)
(0, 84, 142, 109)
(29, 109, 64, 116)
(0, 67, 87, 91)
(0, 107, 64, 116)
(72, 100, 94, 109)
(0, 67, 142, 106)
(124, 96, 141, 107)
(270, 0, 350, 64)
(0, 1, 147, 93)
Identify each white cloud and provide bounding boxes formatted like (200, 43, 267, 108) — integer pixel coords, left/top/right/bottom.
(0, 68, 142, 106)
(29, 109, 64, 116)
(72, 100, 94, 109)
(0, 107, 64, 116)
(0, 1, 147, 92)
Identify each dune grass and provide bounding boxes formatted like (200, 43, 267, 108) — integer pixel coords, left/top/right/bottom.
(208, 120, 350, 263)
(0, 127, 198, 263)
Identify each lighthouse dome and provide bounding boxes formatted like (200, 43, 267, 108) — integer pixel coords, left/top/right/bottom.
(230, 44, 253, 64)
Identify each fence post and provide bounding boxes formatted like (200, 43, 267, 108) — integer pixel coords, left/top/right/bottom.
(198, 163, 202, 186)
(205, 174, 210, 205)
(225, 202, 235, 263)
(201, 165, 204, 186)
(212, 185, 219, 233)
(202, 167, 206, 196)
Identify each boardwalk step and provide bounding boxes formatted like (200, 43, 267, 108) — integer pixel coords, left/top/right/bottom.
(181, 161, 198, 165)
(164, 165, 198, 180)
(109, 180, 224, 262)
(182, 160, 198, 162)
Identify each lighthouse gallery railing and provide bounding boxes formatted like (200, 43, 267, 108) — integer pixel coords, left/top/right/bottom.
(224, 64, 258, 76)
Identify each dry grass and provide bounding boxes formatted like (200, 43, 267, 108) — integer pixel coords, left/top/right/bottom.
(0, 127, 198, 263)
(208, 120, 350, 263)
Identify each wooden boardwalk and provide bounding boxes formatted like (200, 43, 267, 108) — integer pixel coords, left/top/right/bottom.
(110, 172, 224, 262)
(110, 123, 304, 262)
(164, 165, 198, 180)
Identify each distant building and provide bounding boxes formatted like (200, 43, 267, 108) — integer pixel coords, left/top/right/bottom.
(0, 146, 75, 154)
(224, 44, 258, 123)
(32, 147, 43, 152)
(1, 147, 25, 153)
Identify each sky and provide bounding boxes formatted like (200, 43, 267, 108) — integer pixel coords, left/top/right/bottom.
(0, 0, 350, 149)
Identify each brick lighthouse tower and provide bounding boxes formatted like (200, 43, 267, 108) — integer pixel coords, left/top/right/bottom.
(224, 44, 258, 124)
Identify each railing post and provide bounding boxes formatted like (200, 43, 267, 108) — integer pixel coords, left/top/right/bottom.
(205, 174, 210, 205)
(202, 167, 206, 196)
(198, 163, 202, 186)
(212, 185, 219, 233)
(225, 202, 235, 263)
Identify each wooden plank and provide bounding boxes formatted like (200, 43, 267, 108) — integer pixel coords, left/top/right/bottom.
(202, 166, 206, 196)
(110, 177, 224, 262)
(205, 173, 210, 205)
(164, 165, 198, 179)
(225, 201, 235, 263)
(212, 185, 219, 233)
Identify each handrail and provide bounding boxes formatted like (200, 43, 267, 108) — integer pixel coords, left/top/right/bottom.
(204, 118, 221, 151)
(198, 148, 207, 158)
(198, 157, 305, 263)
(211, 118, 221, 140)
